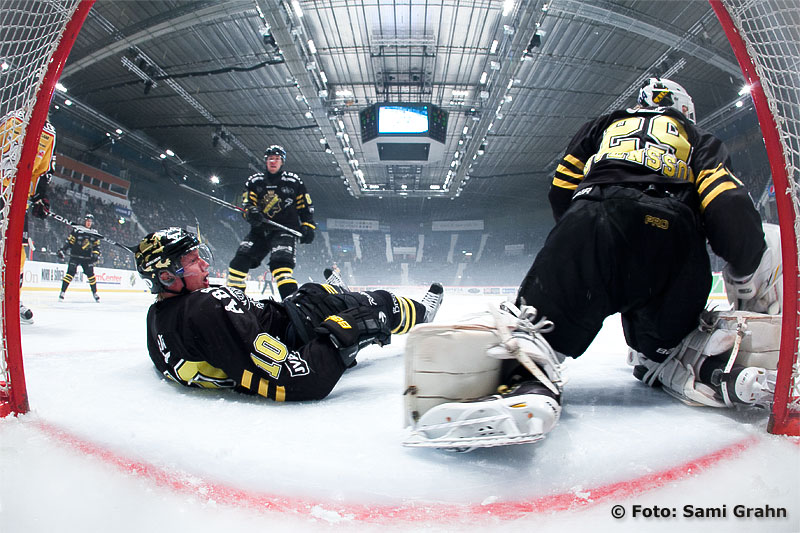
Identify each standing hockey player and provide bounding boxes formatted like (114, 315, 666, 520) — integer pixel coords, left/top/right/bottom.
(227, 145, 316, 300)
(58, 213, 101, 302)
(1, 110, 56, 324)
(137, 227, 443, 402)
(404, 78, 781, 451)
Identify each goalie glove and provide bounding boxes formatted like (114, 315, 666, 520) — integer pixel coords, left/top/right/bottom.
(723, 223, 782, 314)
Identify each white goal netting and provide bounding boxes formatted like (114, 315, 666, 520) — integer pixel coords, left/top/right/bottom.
(1, 0, 85, 416)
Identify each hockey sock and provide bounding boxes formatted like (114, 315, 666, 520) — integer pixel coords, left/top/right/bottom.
(272, 267, 298, 299)
(61, 274, 73, 293)
(389, 294, 425, 335)
(226, 267, 248, 289)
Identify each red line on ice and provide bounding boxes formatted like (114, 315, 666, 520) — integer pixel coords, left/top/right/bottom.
(34, 419, 756, 523)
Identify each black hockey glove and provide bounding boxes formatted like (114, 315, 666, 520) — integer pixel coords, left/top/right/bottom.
(300, 224, 315, 244)
(244, 206, 264, 226)
(314, 306, 391, 367)
(30, 196, 49, 219)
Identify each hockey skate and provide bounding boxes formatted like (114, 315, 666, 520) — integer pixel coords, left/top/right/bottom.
(58, 291, 65, 301)
(93, 293, 100, 302)
(403, 381, 561, 452)
(323, 268, 348, 290)
(421, 283, 444, 323)
(20, 303, 33, 324)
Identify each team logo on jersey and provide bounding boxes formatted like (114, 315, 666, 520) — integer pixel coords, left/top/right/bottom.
(285, 351, 310, 377)
(262, 192, 282, 217)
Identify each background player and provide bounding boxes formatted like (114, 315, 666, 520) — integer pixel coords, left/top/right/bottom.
(57, 213, 101, 302)
(227, 145, 316, 300)
(138, 227, 443, 402)
(0, 110, 56, 324)
(404, 78, 780, 450)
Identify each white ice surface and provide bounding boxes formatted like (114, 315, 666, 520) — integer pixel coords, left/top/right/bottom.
(2, 290, 798, 532)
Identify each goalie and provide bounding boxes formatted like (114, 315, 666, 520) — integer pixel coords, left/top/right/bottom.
(403, 78, 782, 451)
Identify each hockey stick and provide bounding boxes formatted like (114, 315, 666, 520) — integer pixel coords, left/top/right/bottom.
(46, 209, 136, 254)
(177, 183, 302, 237)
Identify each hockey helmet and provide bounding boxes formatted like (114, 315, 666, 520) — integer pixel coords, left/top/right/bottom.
(134, 227, 211, 293)
(637, 78, 696, 123)
(83, 213, 94, 226)
(264, 144, 286, 161)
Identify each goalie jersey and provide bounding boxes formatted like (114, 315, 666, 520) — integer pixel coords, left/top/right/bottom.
(145, 286, 346, 402)
(549, 106, 765, 276)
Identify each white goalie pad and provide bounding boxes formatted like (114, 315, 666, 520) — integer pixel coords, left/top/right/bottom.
(403, 312, 504, 427)
(723, 223, 783, 315)
(403, 303, 565, 451)
(631, 310, 781, 408)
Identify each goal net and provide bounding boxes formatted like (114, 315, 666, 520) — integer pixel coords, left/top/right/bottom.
(712, 0, 800, 435)
(0, 0, 92, 416)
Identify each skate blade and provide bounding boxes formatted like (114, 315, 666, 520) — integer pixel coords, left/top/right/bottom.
(403, 431, 544, 452)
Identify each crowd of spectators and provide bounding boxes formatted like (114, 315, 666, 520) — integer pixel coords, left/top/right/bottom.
(25, 177, 550, 288)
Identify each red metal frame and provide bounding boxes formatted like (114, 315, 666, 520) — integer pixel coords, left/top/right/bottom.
(710, 0, 800, 435)
(1, 0, 95, 417)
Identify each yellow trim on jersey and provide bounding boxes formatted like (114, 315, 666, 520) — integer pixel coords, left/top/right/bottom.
(563, 154, 585, 171)
(241, 370, 253, 389)
(556, 164, 583, 180)
(257, 378, 269, 397)
(552, 177, 579, 190)
(301, 222, 316, 229)
(700, 182, 737, 211)
(275, 386, 286, 402)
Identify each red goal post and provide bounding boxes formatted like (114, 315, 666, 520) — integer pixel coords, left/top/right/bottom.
(0, 1, 94, 417)
(711, 0, 800, 436)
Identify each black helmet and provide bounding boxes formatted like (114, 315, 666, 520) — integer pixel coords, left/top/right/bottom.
(134, 227, 205, 293)
(264, 144, 286, 161)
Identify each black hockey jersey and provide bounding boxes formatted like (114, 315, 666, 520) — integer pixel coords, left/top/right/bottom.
(549, 106, 764, 275)
(62, 227, 101, 261)
(242, 170, 314, 233)
(145, 286, 346, 402)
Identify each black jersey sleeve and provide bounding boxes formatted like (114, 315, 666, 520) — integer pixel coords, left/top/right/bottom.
(293, 176, 315, 228)
(690, 129, 765, 275)
(549, 118, 602, 221)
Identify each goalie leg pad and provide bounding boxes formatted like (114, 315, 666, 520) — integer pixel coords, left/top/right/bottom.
(403, 316, 504, 426)
(630, 310, 781, 408)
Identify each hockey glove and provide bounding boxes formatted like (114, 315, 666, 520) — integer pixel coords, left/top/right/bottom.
(314, 306, 391, 366)
(30, 196, 49, 219)
(300, 224, 315, 244)
(244, 206, 264, 226)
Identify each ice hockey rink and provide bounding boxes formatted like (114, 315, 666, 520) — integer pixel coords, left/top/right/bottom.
(2, 287, 798, 533)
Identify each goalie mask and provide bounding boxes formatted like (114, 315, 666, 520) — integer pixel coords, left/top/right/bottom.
(638, 77, 696, 123)
(135, 227, 212, 294)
